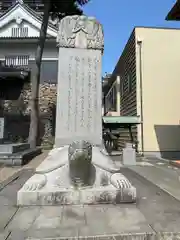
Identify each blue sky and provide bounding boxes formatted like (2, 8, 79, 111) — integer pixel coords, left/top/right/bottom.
(83, 0, 180, 75)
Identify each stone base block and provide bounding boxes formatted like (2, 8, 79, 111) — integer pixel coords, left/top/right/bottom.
(17, 186, 136, 206)
(0, 143, 30, 154)
(0, 147, 41, 166)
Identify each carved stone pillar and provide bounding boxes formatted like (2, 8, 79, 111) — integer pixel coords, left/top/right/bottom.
(55, 15, 104, 147)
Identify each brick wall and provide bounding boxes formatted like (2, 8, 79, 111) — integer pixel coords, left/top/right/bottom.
(1, 83, 57, 148)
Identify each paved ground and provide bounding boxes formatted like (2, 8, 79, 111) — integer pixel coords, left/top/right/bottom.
(128, 158, 180, 202)
(0, 153, 180, 239)
(0, 167, 180, 239)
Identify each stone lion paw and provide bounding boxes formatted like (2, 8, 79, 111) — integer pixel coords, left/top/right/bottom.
(23, 174, 47, 191)
(99, 146, 109, 156)
(110, 173, 132, 189)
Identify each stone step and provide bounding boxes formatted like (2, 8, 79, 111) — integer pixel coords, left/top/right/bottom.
(0, 147, 41, 166)
(0, 143, 30, 154)
(13, 232, 180, 240)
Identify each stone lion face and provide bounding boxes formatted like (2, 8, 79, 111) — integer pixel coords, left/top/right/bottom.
(68, 140, 92, 165)
(68, 140, 93, 186)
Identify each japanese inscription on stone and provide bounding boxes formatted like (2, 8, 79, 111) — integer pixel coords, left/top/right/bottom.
(67, 56, 73, 131)
(93, 57, 98, 131)
(65, 54, 100, 133)
(87, 57, 92, 130)
(80, 57, 85, 128)
(74, 56, 80, 132)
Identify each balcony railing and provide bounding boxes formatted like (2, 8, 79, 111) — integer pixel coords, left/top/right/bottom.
(5, 56, 29, 67)
(11, 27, 28, 38)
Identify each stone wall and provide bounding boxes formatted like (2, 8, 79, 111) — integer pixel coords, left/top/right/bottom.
(1, 83, 57, 148)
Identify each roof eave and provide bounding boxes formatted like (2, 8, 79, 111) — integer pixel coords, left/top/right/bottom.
(0, 2, 58, 32)
(22, 4, 58, 30)
(0, 37, 56, 43)
(166, 1, 180, 20)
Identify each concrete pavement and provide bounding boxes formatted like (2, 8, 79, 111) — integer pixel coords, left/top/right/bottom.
(127, 158, 180, 202)
(0, 154, 179, 239)
(0, 165, 179, 239)
(113, 154, 180, 201)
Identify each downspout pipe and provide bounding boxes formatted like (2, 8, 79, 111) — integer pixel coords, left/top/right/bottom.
(137, 40, 144, 155)
(116, 76, 120, 115)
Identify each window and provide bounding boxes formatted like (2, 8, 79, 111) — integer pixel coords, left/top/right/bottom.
(11, 27, 28, 37)
(5, 55, 29, 66)
(112, 85, 117, 111)
(105, 85, 117, 112)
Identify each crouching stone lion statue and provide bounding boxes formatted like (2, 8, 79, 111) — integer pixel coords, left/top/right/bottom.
(17, 140, 136, 205)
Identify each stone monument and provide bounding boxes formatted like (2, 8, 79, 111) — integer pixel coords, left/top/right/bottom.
(55, 15, 103, 147)
(17, 15, 136, 205)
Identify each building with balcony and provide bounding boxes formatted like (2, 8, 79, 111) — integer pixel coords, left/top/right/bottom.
(102, 74, 120, 116)
(0, 0, 58, 147)
(0, 0, 58, 83)
(104, 27, 180, 159)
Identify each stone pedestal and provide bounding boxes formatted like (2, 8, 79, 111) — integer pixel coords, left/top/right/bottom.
(123, 143, 136, 166)
(17, 145, 136, 206)
(18, 186, 136, 206)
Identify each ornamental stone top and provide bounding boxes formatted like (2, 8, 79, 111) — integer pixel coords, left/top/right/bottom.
(56, 15, 104, 52)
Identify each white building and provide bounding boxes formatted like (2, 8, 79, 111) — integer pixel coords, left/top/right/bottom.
(0, 0, 58, 83)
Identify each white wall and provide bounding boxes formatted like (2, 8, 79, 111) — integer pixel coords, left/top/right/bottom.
(0, 41, 58, 60)
(0, 20, 40, 38)
(136, 27, 180, 153)
(0, 4, 57, 38)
